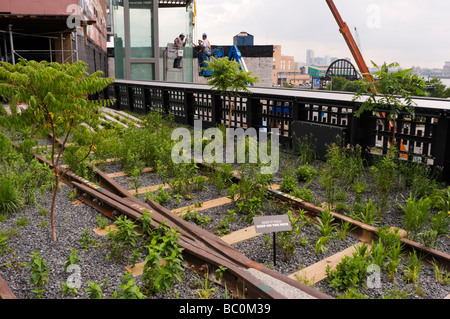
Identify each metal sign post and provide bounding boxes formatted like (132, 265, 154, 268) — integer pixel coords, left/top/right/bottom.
(253, 215, 292, 266)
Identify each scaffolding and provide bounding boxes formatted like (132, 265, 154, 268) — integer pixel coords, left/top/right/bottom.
(0, 25, 79, 65)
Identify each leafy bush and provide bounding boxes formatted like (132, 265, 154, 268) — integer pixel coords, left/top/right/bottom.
(295, 165, 317, 183)
(401, 197, 431, 242)
(326, 253, 369, 291)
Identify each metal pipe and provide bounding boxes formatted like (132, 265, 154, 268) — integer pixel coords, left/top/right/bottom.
(8, 24, 15, 65)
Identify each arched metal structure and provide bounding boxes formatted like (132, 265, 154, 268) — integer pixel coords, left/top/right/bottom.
(325, 59, 361, 81)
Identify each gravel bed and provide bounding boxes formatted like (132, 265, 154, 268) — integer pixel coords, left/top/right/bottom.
(314, 258, 450, 299)
(232, 224, 360, 276)
(0, 185, 229, 299)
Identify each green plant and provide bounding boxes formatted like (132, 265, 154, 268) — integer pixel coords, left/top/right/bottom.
(295, 165, 317, 183)
(280, 168, 298, 194)
(278, 231, 296, 261)
(64, 249, 81, 271)
(208, 163, 234, 194)
(27, 251, 49, 288)
(431, 260, 450, 285)
(291, 187, 315, 203)
(401, 197, 431, 241)
(353, 61, 426, 142)
(85, 278, 108, 299)
(369, 239, 388, 269)
(337, 221, 352, 241)
(0, 236, 13, 256)
(16, 216, 29, 227)
(403, 251, 423, 284)
(194, 266, 217, 299)
(142, 225, 184, 295)
(97, 214, 109, 230)
(326, 253, 369, 291)
(106, 216, 141, 262)
(0, 59, 114, 242)
(386, 241, 403, 282)
(148, 186, 172, 205)
(315, 209, 337, 238)
(351, 198, 381, 226)
(112, 273, 145, 299)
(214, 210, 238, 236)
(337, 288, 367, 299)
(80, 229, 102, 250)
(61, 281, 78, 297)
(204, 57, 259, 128)
(0, 176, 24, 215)
(295, 134, 317, 165)
(430, 187, 450, 212)
(183, 209, 211, 227)
(315, 236, 329, 255)
(372, 156, 397, 211)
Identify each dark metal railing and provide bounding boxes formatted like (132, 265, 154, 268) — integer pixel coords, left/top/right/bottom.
(102, 79, 450, 183)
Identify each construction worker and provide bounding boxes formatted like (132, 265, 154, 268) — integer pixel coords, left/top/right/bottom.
(201, 33, 211, 60)
(173, 33, 186, 69)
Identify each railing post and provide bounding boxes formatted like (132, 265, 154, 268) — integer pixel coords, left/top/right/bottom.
(433, 111, 450, 183)
(185, 89, 194, 127)
(162, 87, 170, 116)
(211, 91, 222, 127)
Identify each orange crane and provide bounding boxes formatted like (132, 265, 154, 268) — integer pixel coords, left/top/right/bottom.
(325, 0, 408, 156)
(325, 0, 373, 83)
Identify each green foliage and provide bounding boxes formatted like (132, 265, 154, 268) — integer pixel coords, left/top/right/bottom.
(106, 216, 141, 262)
(351, 198, 381, 226)
(354, 61, 428, 121)
(0, 59, 114, 241)
(326, 253, 369, 291)
(295, 165, 317, 183)
(295, 134, 317, 165)
(85, 279, 108, 299)
(315, 209, 337, 238)
(403, 251, 423, 284)
(112, 273, 145, 299)
(182, 208, 211, 227)
(327, 76, 365, 93)
(27, 251, 49, 288)
(148, 185, 172, 205)
(64, 249, 81, 271)
(280, 167, 298, 194)
(204, 57, 259, 127)
(142, 224, 185, 295)
(401, 197, 431, 241)
(370, 153, 397, 211)
(0, 176, 24, 214)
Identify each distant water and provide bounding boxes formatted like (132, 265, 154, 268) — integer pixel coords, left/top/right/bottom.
(440, 78, 450, 87)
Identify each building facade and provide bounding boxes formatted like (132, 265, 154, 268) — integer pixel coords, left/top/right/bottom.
(112, 0, 194, 82)
(273, 45, 309, 86)
(0, 0, 108, 75)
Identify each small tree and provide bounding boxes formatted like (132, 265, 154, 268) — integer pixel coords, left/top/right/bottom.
(0, 59, 114, 242)
(353, 61, 427, 146)
(203, 57, 259, 128)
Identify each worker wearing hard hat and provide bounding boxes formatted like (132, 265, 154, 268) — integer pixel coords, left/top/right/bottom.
(200, 33, 211, 60)
(173, 33, 186, 69)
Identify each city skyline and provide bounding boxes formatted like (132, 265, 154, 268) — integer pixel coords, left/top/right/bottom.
(195, 0, 450, 70)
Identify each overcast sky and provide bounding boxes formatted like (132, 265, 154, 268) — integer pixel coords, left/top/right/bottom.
(194, 0, 450, 69)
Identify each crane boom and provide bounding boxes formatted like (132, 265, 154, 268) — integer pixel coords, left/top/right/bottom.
(325, 0, 373, 81)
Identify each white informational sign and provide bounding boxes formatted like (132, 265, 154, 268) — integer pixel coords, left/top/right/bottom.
(253, 215, 292, 234)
